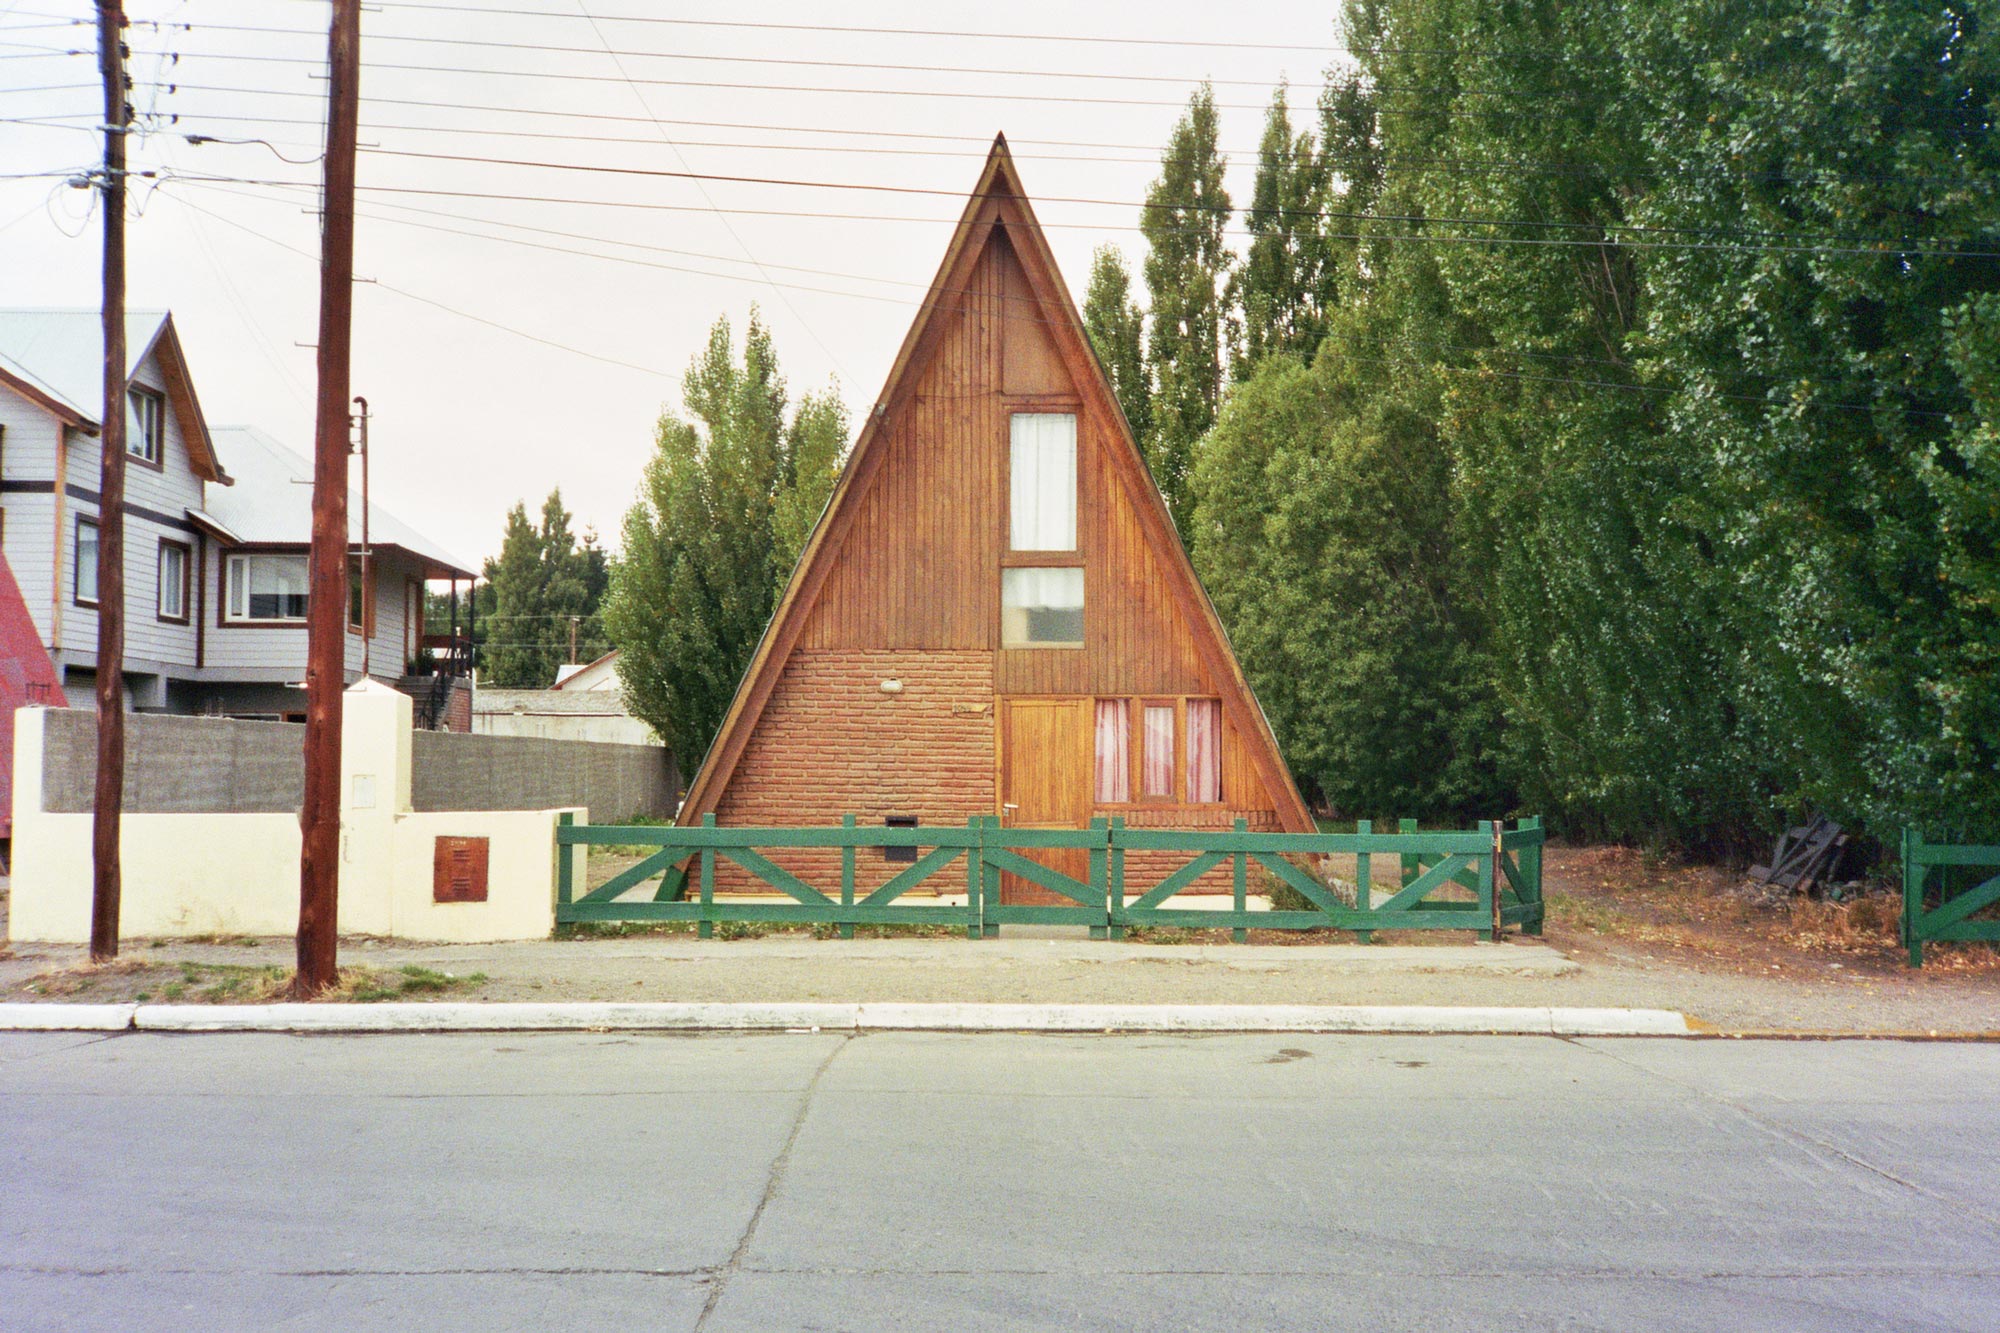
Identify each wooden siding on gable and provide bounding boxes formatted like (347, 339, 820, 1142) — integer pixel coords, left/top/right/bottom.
(803, 230, 1211, 700)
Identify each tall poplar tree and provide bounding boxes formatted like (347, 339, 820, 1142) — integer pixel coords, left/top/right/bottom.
(1232, 85, 1335, 372)
(1142, 84, 1233, 533)
(605, 310, 849, 767)
(1081, 244, 1151, 440)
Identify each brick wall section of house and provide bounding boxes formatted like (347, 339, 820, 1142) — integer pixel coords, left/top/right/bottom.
(713, 649, 996, 892)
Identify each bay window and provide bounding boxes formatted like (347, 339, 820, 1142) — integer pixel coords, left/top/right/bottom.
(225, 552, 309, 623)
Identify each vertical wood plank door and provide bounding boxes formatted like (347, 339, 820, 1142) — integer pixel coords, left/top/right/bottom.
(998, 697, 1091, 906)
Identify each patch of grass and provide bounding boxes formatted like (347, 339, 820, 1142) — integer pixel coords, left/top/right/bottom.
(554, 920, 698, 940)
(807, 922, 961, 940)
(341, 965, 489, 1003)
(393, 964, 487, 994)
(714, 919, 769, 941)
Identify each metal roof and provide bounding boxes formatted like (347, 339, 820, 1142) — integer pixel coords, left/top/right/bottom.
(203, 425, 475, 579)
(0, 307, 170, 418)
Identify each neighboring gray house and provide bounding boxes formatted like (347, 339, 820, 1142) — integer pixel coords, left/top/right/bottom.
(0, 308, 476, 722)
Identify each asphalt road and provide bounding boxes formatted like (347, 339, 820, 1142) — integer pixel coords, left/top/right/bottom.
(4, 1031, 1996, 1331)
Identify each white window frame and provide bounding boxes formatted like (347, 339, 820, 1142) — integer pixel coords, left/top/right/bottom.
(157, 539, 189, 622)
(74, 516, 99, 607)
(127, 386, 164, 465)
(224, 551, 311, 624)
(1008, 412, 1078, 552)
(1000, 565, 1085, 648)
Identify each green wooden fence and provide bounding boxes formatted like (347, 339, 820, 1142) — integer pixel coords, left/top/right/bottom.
(556, 814, 1545, 941)
(1902, 830, 2000, 967)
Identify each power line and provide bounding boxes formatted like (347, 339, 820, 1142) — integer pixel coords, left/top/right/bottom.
(164, 188, 679, 380)
(163, 177, 1968, 405)
(160, 181, 1951, 422)
(271, 0, 1353, 55)
(253, 60, 1299, 114)
(568, 0, 852, 391)
(156, 166, 1994, 258)
(64, 80, 1993, 192)
(145, 32, 1659, 105)
(351, 145, 1989, 251)
(128, 31, 1334, 93)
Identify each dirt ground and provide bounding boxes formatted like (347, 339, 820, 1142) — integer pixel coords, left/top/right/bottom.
(4, 846, 1997, 1033)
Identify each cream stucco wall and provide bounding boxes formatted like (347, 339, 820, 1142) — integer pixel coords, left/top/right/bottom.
(8, 686, 580, 943)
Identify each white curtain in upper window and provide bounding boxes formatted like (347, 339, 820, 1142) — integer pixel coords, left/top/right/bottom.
(1009, 413, 1077, 551)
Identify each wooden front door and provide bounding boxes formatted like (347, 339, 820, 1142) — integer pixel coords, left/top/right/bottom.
(998, 697, 1091, 905)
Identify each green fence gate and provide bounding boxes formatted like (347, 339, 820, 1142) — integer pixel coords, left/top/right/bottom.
(556, 814, 1546, 942)
(1902, 830, 2000, 967)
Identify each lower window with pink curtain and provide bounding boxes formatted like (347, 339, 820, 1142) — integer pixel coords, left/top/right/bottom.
(1142, 704, 1175, 798)
(1185, 699, 1222, 803)
(1093, 699, 1130, 803)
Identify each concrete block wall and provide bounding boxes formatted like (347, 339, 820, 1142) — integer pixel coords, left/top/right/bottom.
(39, 710, 305, 813)
(8, 688, 577, 943)
(409, 730, 678, 819)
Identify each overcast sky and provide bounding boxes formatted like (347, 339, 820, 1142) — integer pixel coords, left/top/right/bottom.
(2, 0, 1343, 569)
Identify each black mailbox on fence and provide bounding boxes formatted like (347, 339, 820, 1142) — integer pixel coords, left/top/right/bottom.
(883, 814, 918, 863)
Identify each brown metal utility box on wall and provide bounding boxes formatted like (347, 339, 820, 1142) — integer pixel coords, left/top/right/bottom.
(432, 835, 490, 903)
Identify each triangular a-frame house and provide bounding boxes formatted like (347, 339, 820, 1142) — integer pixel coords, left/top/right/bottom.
(681, 136, 1311, 892)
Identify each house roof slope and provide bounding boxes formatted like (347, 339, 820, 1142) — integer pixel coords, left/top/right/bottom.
(203, 424, 475, 579)
(0, 308, 225, 481)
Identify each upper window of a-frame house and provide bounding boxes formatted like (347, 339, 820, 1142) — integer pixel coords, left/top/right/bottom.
(1002, 413, 1083, 648)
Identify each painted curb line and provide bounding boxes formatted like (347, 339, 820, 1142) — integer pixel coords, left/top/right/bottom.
(23, 1002, 1707, 1036)
(0, 1002, 137, 1031)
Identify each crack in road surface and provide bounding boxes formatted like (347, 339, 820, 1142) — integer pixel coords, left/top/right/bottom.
(693, 1032, 854, 1329)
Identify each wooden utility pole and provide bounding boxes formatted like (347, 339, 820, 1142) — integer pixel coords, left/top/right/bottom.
(88, 0, 128, 964)
(295, 0, 360, 997)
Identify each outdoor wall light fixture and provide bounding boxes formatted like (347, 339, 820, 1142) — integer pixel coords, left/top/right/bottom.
(879, 679, 904, 694)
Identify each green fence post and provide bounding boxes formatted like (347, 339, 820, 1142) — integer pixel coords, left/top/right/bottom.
(966, 815, 983, 940)
(1399, 817, 1418, 888)
(1108, 816, 1126, 941)
(1477, 820, 1496, 942)
(839, 813, 856, 940)
(1523, 816, 1545, 936)
(555, 811, 575, 931)
(1354, 817, 1374, 945)
(1903, 827, 1923, 968)
(1232, 816, 1249, 943)
(698, 812, 717, 940)
(1088, 817, 1109, 940)
(981, 815, 1000, 938)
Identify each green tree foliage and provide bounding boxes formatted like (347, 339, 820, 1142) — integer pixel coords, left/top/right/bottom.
(1081, 244, 1152, 441)
(479, 489, 609, 687)
(1186, 0, 2000, 847)
(1192, 275, 1503, 819)
(604, 310, 850, 768)
(1142, 84, 1233, 532)
(1231, 85, 1336, 373)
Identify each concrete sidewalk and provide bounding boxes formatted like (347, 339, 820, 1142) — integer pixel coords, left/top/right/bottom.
(0, 999, 1691, 1036)
(7, 922, 2000, 1034)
